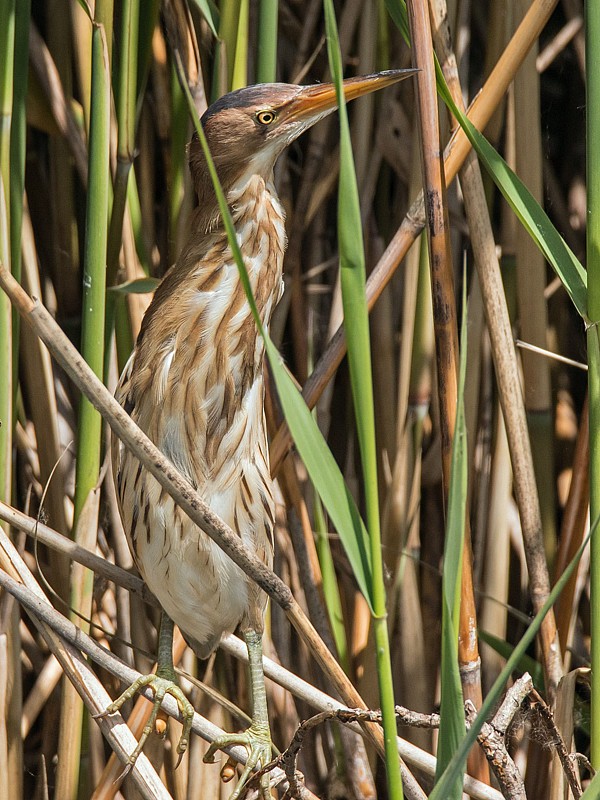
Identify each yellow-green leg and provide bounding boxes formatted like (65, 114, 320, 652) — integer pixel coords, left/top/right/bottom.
(96, 612, 194, 772)
(203, 629, 272, 800)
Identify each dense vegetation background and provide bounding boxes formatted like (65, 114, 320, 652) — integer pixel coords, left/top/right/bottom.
(0, 0, 593, 798)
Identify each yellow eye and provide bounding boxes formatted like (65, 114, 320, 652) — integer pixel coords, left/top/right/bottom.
(256, 110, 277, 125)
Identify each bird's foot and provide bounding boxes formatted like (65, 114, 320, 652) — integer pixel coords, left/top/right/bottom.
(203, 722, 272, 799)
(95, 672, 195, 774)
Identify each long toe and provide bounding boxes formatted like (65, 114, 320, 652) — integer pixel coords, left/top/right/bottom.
(98, 673, 195, 771)
(203, 724, 272, 799)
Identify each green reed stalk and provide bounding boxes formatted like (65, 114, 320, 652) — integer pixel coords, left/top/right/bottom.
(586, 0, 600, 768)
(257, 0, 278, 83)
(432, 518, 594, 798)
(232, 0, 249, 88)
(9, 0, 28, 383)
(218, 0, 241, 91)
(74, 21, 110, 526)
(107, 0, 139, 286)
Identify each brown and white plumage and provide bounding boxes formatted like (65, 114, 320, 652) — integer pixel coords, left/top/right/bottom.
(112, 171, 285, 657)
(106, 71, 415, 797)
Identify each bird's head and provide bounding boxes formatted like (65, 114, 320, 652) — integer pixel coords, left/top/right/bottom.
(188, 69, 416, 208)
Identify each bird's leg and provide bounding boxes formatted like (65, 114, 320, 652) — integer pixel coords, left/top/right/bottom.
(204, 629, 272, 800)
(96, 612, 195, 772)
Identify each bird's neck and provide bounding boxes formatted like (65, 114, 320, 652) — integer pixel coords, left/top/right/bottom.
(131, 174, 286, 433)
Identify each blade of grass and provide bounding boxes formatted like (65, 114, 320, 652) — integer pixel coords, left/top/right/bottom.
(189, 0, 220, 39)
(415, 2, 586, 318)
(270, 0, 573, 473)
(435, 282, 468, 796)
(396, 0, 585, 322)
(580, 768, 600, 800)
(478, 631, 545, 691)
(386, 0, 587, 315)
(428, 0, 563, 700)
(322, 1, 402, 798)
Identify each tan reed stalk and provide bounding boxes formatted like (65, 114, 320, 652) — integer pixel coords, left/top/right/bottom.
(478, 402, 512, 692)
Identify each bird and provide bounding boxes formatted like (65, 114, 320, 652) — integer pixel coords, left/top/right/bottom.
(104, 68, 415, 799)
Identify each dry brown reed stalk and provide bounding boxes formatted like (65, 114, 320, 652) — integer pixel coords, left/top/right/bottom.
(269, 0, 562, 474)
(55, 487, 101, 800)
(478, 403, 512, 691)
(281, 450, 378, 798)
(536, 16, 583, 72)
(559, 0, 585, 76)
(382, 141, 434, 752)
(549, 668, 589, 799)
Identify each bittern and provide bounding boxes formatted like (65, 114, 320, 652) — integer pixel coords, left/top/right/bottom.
(107, 69, 414, 798)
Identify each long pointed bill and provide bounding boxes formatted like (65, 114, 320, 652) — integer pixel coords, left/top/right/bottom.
(287, 69, 418, 124)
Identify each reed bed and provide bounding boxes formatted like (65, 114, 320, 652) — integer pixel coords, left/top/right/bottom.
(0, 1, 594, 798)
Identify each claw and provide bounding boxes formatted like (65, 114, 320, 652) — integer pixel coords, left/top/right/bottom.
(203, 723, 272, 800)
(97, 673, 195, 772)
